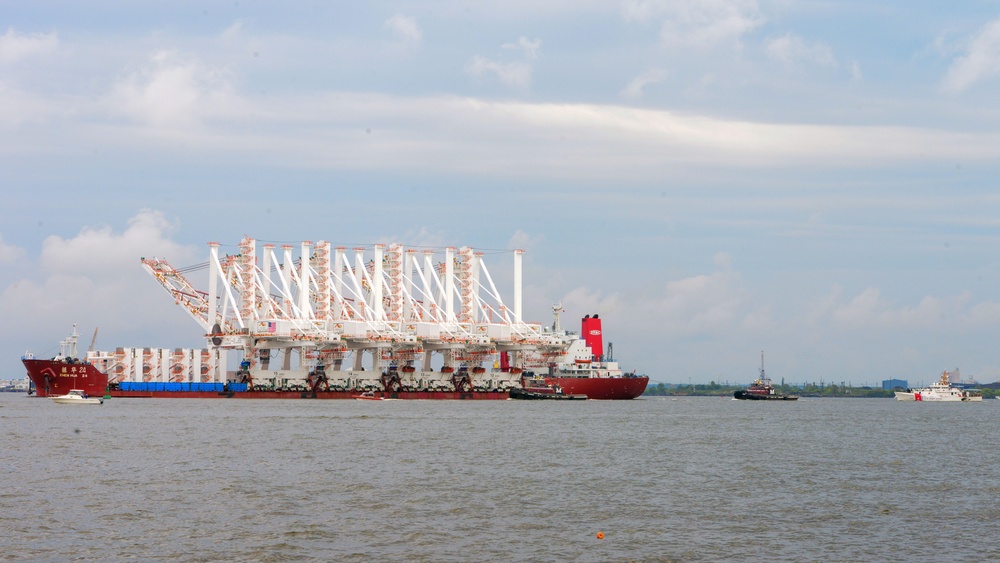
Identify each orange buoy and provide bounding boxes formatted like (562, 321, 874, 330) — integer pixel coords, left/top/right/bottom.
(596, 532, 604, 540)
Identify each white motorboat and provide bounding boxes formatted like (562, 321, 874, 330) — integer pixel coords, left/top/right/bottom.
(894, 371, 982, 402)
(50, 389, 104, 405)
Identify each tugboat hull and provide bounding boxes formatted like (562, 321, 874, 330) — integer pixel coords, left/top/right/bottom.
(734, 389, 797, 401)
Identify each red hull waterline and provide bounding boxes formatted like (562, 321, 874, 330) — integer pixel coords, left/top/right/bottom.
(545, 376, 649, 400)
(110, 389, 510, 400)
(23, 359, 645, 400)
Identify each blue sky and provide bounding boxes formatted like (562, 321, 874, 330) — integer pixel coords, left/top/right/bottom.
(3, 1, 1000, 386)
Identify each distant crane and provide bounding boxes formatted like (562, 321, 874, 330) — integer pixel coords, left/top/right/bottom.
(89, 327, 99, 352)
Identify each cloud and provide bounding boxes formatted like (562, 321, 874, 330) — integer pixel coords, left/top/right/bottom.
(466, 36, 542, 90)
(849, 60, 863, 81)
(0, 28, 58, 64)
(624, 0, 765, 50)
(822, 286, 984, 331)
(621, 68, 666, 99)
(465, 56, 533, 89)
(942, 18, 1000, 93)
(55, 88, 1000, 178)
(0, 234, 25, 264)
(221, 20, 245, 41)
(39, 209, 194, 275)
(109, 50, 237, 129)
(651, 260, 746, 336)
(502, 37, 542, 59)
(384, 14, 423, 46)
(0, 210, 203, 361)
(766, 33, 837, 69)
(507, 230, 544, 252)
(560, 286, 624, 320)
(9, 64, 1000, 178)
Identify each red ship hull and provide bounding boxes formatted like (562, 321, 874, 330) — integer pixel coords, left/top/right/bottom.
(108, 389, 509, 400)
(24, 355, 646, 401)
(23, 359, 109, 398)
(544, 376, 649, 400)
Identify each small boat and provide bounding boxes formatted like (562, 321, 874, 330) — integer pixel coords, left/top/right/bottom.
(50, 389, 104, 405)
(509, 380, 588, 400)
(509, 387, 588, 400)
(353, 391, 384, 401)
(895, 370, 983, 402)
(733, 352, 798, 401)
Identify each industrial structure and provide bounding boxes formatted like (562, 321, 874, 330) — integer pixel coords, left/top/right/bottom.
(118, 237, 571, 393)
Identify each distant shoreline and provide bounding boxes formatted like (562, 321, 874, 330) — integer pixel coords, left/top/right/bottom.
(643, 384, 997, 399)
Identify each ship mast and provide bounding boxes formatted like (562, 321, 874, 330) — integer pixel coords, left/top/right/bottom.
(551, 301, 564, 332)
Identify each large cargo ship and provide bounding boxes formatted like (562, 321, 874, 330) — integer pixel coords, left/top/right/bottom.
(521, 306, 647, 400)
(23, 237, 648, 400)
(21, 325, 109, 399)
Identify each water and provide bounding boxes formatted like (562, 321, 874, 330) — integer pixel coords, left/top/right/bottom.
(2, 394, 999, 562)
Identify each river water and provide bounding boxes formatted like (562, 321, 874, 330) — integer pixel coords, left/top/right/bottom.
(2, 393, 998, 562)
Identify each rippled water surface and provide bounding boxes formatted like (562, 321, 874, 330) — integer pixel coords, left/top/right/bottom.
(2, 394, 999, 562)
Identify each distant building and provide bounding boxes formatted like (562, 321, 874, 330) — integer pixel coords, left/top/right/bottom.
(0, 377, 30, 392)
(882, 379, 907, 390)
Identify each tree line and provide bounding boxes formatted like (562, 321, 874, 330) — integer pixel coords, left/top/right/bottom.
(641, 381, 1000, 399)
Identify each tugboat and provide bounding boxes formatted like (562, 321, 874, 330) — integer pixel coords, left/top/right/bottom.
(509, 377, 588, 400)
(734, 352, 798, 401)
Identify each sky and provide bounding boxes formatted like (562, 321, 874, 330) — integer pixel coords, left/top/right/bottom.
(3, 1, 1000, 387)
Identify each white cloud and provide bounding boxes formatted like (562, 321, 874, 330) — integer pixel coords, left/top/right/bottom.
(766, 33, 837, 69)
(943, 18, 1000, 93)
(109, 50, 236, 129)
(624, 0, 765, 50)
(621, 68, 666, 99)
(221, 20, 245, 41)
(966, 300, 1000, 327)
(507, 230, 544, 253)
(651, 265, 745, 336)
(0, 234, 25, 264)
(384, 14, 423, 46)
(823, 287, 980, 331)
(0, 28, 58, 64)
(9, 68, 1000, 177)
(39, 209, 193, 275)
(849, 60, 863, 81)
(67, 90, 1000, 178)
(560, 286, 624, 320)
(465, 56, 533, 89)
(501, 37, 542, 59)
(467, 36, 541, 90)
(0, 210, 203, 361)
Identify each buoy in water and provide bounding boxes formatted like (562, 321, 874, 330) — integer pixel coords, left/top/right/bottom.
(596, 532, 604, 540)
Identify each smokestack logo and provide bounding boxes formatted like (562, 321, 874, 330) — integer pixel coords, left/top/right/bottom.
(589, 330, 601, 336)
